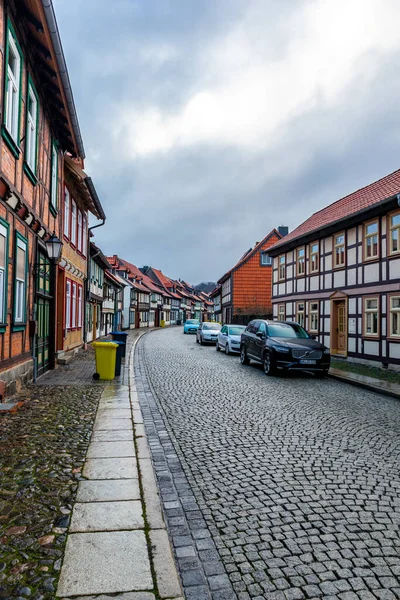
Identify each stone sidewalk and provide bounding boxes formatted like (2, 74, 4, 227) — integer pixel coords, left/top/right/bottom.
(57, 331, 182, 600)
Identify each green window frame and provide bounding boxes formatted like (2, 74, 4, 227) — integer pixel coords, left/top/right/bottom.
(13, 231, 28, 329)
(50, 140, 58, 215)
(0, 218, 10, 330)
(2, 19, 23, 157)
(24, 74, 39, 184)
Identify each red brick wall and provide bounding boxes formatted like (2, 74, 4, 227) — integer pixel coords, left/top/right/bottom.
(232, 232, 281, 316)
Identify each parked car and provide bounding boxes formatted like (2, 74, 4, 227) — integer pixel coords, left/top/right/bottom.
(196, 322, 222, 344)
(217, 324, 246, 355)
(240, 320, 330, 377)
(183, 319, 200, 334)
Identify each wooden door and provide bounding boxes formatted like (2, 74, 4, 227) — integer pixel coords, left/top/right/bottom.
(36, 251, 51, 376)
(337, 302, 346, 353)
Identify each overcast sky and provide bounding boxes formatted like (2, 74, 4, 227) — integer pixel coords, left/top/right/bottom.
(53, 0, 400, 284)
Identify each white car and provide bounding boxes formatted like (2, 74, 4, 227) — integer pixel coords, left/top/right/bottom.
(216, 324, 246, 355)
(196, 322, 221, 344)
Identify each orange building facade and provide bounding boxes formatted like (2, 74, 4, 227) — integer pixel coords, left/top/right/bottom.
(217, 227, 287, 324)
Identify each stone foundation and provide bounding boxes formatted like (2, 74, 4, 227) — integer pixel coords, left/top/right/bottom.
(0, 359, 34, 398)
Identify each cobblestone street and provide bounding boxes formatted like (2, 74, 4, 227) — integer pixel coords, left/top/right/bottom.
(138, 327, 400, 600)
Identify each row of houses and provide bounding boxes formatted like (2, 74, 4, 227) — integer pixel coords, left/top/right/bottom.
(213, 170, 400, 369)
(0, 0, 213, 396)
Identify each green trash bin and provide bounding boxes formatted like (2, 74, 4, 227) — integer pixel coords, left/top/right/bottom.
(111, 331, 128, 358)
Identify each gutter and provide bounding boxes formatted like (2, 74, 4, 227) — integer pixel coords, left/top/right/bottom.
(269, 193, 398, 256)
(41, 0, 85, 158)
(85, 177, 106, 221)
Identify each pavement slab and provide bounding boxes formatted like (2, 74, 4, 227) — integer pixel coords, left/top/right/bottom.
(92, 429, 133, 441)
(87, 440, 136, 458)
(57, 531, 152, 596)
(96, 408, 132, 418)
(94, 417, 133, 430)
(63, 594, 156, 600)
(83, 457, 137, 479)
(70, 500, 144, 532)
(149, 529, 182, 599)
(76, 479, 141, 502)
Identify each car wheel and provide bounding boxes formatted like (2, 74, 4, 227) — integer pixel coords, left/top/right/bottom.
(216, 342, 220, 351)
(196, 336, 199, 343)
(225, 343, 230, 355)
(200, 335, 204, 345)
(263, 351, 276, 376)
(240, 346, 250, 365)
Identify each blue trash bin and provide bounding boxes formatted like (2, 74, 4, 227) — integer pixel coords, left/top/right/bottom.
(110, 331, 128, 358)
(113, 341, 124, 377)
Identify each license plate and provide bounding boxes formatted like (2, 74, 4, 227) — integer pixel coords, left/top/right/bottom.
(300, 359, 316, 365)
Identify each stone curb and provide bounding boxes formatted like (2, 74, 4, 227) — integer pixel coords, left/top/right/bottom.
(130, 330, 183, 600)
(328, 368, 400, 400)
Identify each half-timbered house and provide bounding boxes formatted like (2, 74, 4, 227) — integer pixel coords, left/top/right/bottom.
(269, 169, 400, 367)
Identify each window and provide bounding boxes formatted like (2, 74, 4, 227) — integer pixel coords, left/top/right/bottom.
(14, 234, 27, 324)
(364, 297, 379, 337)
(5, 24, 22, 146)
(278, 304, 285, 321)
(64, 187, 70, 238)
(50, 142, 58, 211)
(0, 220, 9, 325)
(78, 285, 83, 328)
(364, 221, 379, 260)
(296, 248, 305, 276)
(309, 242, 319, 273)
(77, 210, 83, 253)
(260, 252, 272, 266)
(296, 302, 305, 328)
(389, 213, 400, 255)
(389, 296, 400, 338)
(65, 280, 71, 329)
(71, 200, 77, 246)
(334, 232, 345, 268)
(278, 255, 286, 281)
(25, 80, 38, 175)
(71, 282, 77, 328)
(82, 215, 87, 256)
(309, 301, 319, 332)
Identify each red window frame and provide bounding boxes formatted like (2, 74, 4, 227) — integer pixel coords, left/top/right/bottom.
(71, 281, 77, 328)
(71, 200, 77, 247)
(78, 284, 83, 328)
(64, 186, 71, 239)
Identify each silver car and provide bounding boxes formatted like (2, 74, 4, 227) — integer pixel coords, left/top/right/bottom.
(196, 322, 222, 344)
(216, 324, 246, 355)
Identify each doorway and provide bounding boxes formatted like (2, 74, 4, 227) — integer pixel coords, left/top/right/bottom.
(331, 296, 347, 356)
(36, 250, 52, 376)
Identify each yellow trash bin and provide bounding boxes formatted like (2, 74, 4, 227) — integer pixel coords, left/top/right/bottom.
(160, 320, 165, 328)
(92, 341, 118, 380)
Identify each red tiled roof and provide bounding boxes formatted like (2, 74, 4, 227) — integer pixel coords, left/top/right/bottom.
(271, 169, 400, 250)
(105, 270, 123, 287)
(218, 229, 281, 283)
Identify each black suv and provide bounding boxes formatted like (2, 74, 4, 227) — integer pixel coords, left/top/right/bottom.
(240, 320, 330, 377)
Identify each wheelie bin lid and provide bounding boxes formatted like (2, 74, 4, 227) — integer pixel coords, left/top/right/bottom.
(110, 331, 128, 336)
(92, 341, 118, 348)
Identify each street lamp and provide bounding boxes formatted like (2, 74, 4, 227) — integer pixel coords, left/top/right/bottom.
(45, 232, 63, 261)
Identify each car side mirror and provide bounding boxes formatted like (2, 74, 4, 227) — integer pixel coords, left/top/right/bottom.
(256, 331, 265, 339)
(309, 333, 316, 340)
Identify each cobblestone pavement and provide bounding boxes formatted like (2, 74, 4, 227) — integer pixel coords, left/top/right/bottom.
(37, 345, 105, 386)
(138, 327, 400, 600)
(0, 384, 102, 599)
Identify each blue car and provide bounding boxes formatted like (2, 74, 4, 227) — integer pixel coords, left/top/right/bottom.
(183, 319, 200, 334)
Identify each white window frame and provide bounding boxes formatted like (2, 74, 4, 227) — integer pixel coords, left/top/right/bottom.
(296, 302, 305, 328)
(278, 255, 286, 281)
(72, 282, 77, 328)
(334, 232, 346, 268)
(26, 83, 37, 172)
(77, 210, 83, 253)
(296, 247, 305, 276)
(364, 221, 379, 261)
(78, 285, 83, 328)
(64, 187, 70, 238)
(71, 199, 77, 246)
(0, 223, 8, 324)
(278, 304, 285, 322)
(14, 236, 27, 324)
(389, 212, 400, 256)
(309, 301, 319, 333)
(309, 242, 319, 274)
(390, 296, 400, 338)
(66, 280, 71, 329)
(364, 297, 379, 337)
(82, 215, 87, 256)
(5, 30, 21, 143)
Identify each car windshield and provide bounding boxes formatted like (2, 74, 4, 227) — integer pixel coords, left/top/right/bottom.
(268, 323, 310, 339)
(186, 320, 199, 324)
(228, 326, 246, 336)
(203, 323, 221, 330)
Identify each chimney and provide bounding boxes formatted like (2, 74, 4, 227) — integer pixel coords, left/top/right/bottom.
(278, 226, 288, 237)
